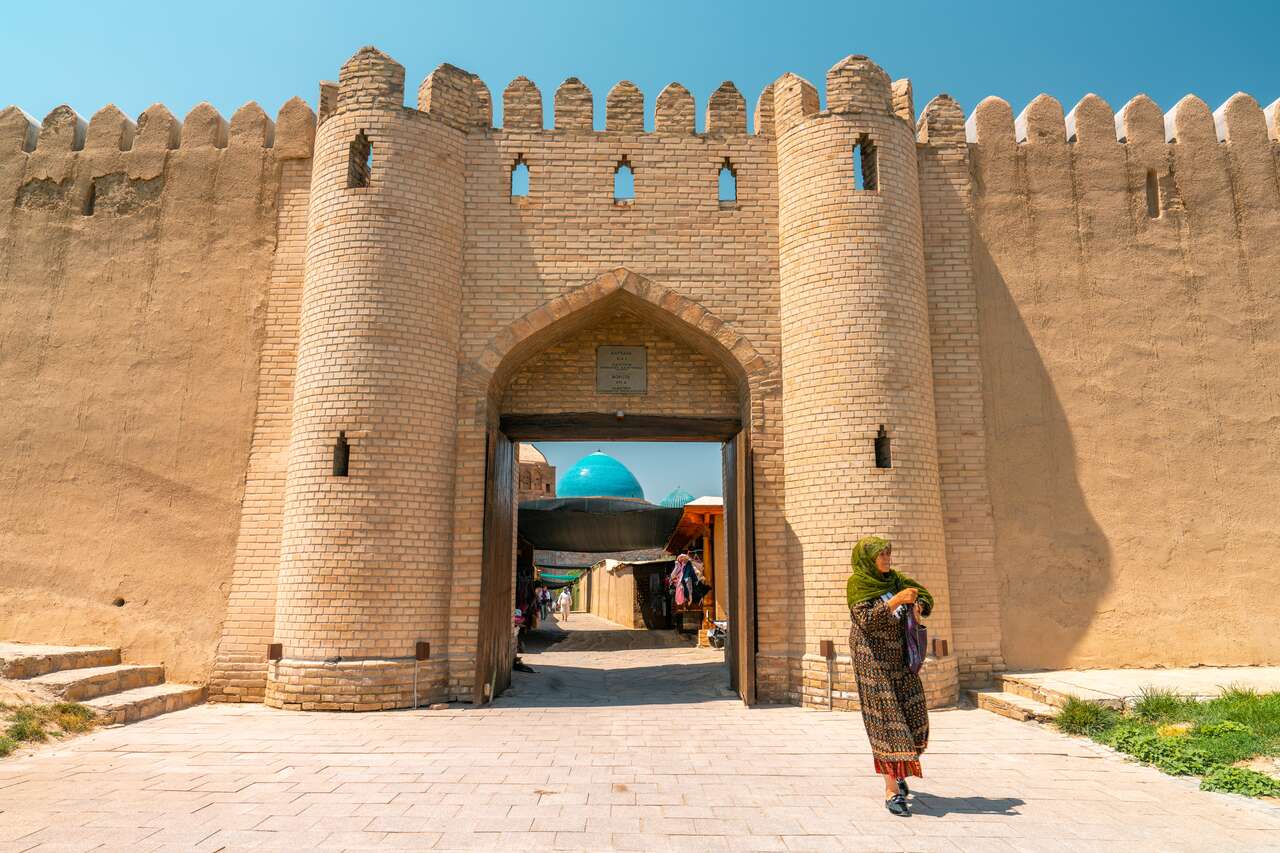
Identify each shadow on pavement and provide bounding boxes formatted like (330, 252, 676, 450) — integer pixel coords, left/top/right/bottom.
(909, 793, 1026, 817)
(521, 624, 696, 654)
(500, 661, 735, 708)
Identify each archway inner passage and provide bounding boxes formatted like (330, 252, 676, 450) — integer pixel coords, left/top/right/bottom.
(474, 288, 758, 707)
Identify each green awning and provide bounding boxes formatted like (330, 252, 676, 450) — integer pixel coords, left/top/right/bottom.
(537, 571, 583, 582)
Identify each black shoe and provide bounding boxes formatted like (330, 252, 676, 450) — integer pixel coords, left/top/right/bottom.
(896, 778, 909, 798)
(885, 793, 911, 817)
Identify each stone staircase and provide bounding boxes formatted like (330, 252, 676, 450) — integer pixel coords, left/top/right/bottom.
(966, 672, 1105, 723)
(0, 643, 204, 725)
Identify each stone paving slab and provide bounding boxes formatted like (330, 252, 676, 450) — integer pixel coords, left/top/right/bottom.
(1006, 666, 1280, 703)
(1, 616, 1278, 851)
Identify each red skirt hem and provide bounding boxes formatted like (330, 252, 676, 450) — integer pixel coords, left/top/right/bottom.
(874, 758, 922, 779)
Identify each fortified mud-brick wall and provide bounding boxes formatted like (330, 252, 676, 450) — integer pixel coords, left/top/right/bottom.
(448, 68, 789, 701)
(970, 90, 1280, 672)
(0, 98, 297, 683)
(776, 57, 957, 709)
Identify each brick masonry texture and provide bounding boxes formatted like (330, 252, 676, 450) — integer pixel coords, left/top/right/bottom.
(2, 47, 1279, 711)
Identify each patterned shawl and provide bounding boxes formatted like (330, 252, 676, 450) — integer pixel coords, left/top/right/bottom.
(845, 535, 934, 616)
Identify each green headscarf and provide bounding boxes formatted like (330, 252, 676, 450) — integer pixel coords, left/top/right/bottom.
(846, 535, 933, 616)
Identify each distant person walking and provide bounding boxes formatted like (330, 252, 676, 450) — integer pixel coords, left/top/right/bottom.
(557, 588, 572, 623)
(846, 536, 933, 817)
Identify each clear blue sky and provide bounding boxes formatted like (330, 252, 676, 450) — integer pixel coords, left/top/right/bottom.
(6, 1, 1273, 500)
(533, 442, 722, 504)
(4, 1, 1276, 128)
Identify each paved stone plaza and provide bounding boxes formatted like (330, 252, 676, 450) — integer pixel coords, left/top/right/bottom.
(1, 615, 1278, 852)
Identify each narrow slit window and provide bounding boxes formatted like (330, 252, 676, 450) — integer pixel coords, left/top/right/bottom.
(347, 131, 371, 189)
(853, 136, 878, 191)
(82, 181, 96, 216)
(1145, 169, 1160, 219)
(332, 431, 350, 476)
(874, 425, 891, 469)
(614, 157, 634, 204)
(511, 155, 529, 198)
(718, 158, 737, 204)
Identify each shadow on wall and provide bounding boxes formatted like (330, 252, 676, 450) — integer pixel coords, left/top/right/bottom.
(973, 235, 1112, 670)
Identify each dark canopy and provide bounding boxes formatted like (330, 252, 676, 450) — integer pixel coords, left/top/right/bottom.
(518, 497, 684, 552)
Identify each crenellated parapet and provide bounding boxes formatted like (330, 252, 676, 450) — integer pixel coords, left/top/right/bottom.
(1, 99, 314, 164)
(1, 95, 316, 220)
(299, 49, 782, 138)
(655, 83, 695, 135)
(965, 88, 1280, 147)
(917, 94, 965, 144)
(705, 82, 746, 136)
(964, 87, 1280, 232)
(605, 81, 643, 132)
(335, 45, 404, 112)
(419, 63, 492, 130)
(825, 54, 893, 115)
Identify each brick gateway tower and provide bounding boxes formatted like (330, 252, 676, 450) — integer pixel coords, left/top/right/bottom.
(199, 46, 992, 711)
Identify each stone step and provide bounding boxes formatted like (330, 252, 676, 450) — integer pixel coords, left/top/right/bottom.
(967, 688, 1058, 723)
(27, 664, 166, 702)
(83, 683, 205, 725)
(997, 674, 1124, 710)
(0, 643, 121, 680)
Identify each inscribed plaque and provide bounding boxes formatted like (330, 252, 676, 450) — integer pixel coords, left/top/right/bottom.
(596, 346, 647, 394)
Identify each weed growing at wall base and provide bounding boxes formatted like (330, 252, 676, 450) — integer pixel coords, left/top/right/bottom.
(1053, 688, 1280, 799)
(1053, 697, 1119, 736)
(1201, 766, 1280, 798)
(1, 702, 99, 755)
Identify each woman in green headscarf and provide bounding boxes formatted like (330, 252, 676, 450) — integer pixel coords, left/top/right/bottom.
(847, 535, 933, 817)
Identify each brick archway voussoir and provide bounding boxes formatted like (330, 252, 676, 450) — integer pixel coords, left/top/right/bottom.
(475, 268, 770, 396)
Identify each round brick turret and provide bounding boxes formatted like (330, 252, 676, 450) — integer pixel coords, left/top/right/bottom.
(266, 47, 466, 711)
(775, 56, 958, 708)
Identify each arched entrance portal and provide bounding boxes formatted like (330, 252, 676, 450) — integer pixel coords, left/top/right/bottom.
(462, 269, 771, 706)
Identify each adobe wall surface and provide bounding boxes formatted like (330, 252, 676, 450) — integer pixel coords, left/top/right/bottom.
(970, 92, 1280, 670)
(587, 563, 641, 628)
(0, 100, 295, 682)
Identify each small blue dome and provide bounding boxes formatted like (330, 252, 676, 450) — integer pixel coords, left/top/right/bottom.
(659, 487, 694, 508)
(558, 452, 645, 500)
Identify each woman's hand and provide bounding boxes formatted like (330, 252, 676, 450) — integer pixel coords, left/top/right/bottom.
(887, 587, 918, 610)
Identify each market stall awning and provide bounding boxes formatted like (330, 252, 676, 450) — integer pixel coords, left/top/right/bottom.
(664, 496, 724, 553)
(518, 497, 684, 552)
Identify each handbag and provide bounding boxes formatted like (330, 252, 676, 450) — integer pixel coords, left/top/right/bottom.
(903, 606, 928, 675)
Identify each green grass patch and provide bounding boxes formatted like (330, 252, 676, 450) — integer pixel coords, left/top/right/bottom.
(7, 708, 48, 743)
(53, 702, 96, 733)
(1201, 766, 1280, 798)
(1132, 687, 1191, 723)
(1051, 686, 1280, 799)
(0, 702, 98, 753)
(1053, 696, 1120, 736)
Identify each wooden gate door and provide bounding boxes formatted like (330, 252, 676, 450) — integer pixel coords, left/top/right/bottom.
(474, 428, 515, 704)
(722, 431, 757, 705)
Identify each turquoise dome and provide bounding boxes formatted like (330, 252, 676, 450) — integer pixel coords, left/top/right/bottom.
(558, 452, 645, 500)
(659, 487, 694, 508)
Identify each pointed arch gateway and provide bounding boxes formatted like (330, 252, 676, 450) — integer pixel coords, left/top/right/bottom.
(467, 268, 772, 706)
